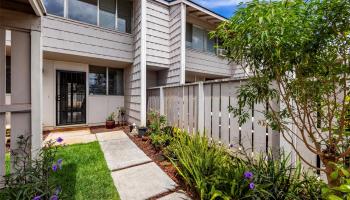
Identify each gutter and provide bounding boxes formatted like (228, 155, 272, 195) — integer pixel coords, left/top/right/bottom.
(28, 0, 46, 16)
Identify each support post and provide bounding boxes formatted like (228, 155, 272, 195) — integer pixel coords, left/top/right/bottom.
(30, 30, 42, 158)
(159, 87, 165, 116)
(0, 29, 6, 187)
(140, 0, 147, 126)
(179, 3, 186, 85)
(197, 82, 204, 135)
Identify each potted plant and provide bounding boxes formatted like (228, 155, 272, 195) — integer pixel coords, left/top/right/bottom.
(106, 112, 116, 129)
(138, 126, 147, 137)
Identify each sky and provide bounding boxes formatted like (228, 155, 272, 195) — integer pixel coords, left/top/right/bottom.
(191, 0, 251, 18)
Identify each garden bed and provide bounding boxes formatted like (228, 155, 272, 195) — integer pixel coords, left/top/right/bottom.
(128, 134, 198, 200)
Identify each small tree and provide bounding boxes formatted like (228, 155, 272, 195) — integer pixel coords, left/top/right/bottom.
(214, 0, 350, 186)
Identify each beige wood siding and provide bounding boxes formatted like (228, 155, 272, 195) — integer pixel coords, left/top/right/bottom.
(42, 16, 133, 63)
(167, 4, 182, 84)
(186, 48, 245, 77)
(146, 0, 170, 68)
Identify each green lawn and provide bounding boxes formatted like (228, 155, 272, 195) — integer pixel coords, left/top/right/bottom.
(51, 142, 120, 200)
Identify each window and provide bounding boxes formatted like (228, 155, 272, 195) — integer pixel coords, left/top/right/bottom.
(100, 0, 116, 29)
(89, 66, 124, 95)
(186, 23, 193, 48)
(68, 0, 98, 25)
(192, 26, 205, 51)
(44, 0, 64, 16)
(186, 23, 218, 54)
(89, 66, 106, 95)
(117, 0, 132, 33)
(44, 0, 132, 33)
(108, 68, 124, 95)
(6, 56, 10, 94)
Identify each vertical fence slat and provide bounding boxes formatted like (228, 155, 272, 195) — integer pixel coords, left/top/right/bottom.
(204, 84, 212, 137)
(188, 86, 194, 134)
(193, 85, 198, 133)
(230, 82, 240, 147)
(241, 112, 253, 153)
(183, 86, 189, 132)
(178, 87, 183, 129)
(212, 84, 220, 141)
(221, 82, 230, 146)
(0, 29, 6, 184)
(254, 103, 267, 153)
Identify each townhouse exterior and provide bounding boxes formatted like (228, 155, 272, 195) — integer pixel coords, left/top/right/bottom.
(1, 0, 244, 132)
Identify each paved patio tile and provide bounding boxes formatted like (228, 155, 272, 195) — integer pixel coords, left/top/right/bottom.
(112, 162, 177, 200)
(158, 191, 191, 200)
(99, 138, 151, 171)
(44, 129, 96, 145)
(96, 131, 128, 142)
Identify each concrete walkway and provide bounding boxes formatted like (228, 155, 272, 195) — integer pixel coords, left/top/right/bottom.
(97, 131, 191, 200)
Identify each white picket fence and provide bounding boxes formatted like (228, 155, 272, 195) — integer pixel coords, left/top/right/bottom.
(147, 78, 280, 154)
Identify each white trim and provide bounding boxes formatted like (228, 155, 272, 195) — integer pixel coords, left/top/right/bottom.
(180, 3, 186, 85)
(31, 30, 43, 158)
(140, 0, 148, 126)
(28, 0, 47, 16)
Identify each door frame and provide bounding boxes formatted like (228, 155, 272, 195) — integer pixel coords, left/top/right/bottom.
(56, 70, 87, 126)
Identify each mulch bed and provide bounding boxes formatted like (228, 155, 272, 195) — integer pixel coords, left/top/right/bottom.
(128, 134, 198, 200)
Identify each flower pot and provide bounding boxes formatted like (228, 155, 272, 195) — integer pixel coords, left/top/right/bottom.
(106, 120, 115, 129)
(138, 127, 147, 137)
(129, 125, 134, 132)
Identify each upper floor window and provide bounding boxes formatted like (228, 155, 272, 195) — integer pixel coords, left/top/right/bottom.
(186, 23, 216, 54)
(44, 0, 132, 33)
(69, 0, 98, 25)
(44, 0, 64, 17)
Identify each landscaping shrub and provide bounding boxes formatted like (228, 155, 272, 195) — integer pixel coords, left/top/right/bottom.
(167, 130, 323, 200)
(0, 135, 64, 200)
(148, 111, 167, 135)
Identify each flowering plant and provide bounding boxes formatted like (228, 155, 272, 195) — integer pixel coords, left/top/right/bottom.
(0, 135, 65, 199)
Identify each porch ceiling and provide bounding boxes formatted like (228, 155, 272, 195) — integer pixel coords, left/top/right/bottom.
(186, 3, 225, 26)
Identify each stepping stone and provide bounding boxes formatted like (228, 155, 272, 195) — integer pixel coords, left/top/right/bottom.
(45, 129, 96, 145)
(158, 191, 191, 200)
(99, 138, 151, 171)
(96, 131, 128, 142)
(112, 162, 177, 200)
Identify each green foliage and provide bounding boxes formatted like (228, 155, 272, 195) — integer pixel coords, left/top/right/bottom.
(106, 112, 116, 121)
(322, 163, 350, 200)
(167, 130, 322, 200)
(214, 0, 350, 183)
(150, 133, 173, 150)
(148, 111, 167, 135)
(0, 136, 63, 199)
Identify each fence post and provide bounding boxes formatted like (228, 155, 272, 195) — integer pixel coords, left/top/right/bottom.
(0, 29, 6, 188)
(197, 82, 204, 135)
(159, 87, 165, 116)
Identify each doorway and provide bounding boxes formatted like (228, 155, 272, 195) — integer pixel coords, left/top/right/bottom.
(56, 70, 86, 126)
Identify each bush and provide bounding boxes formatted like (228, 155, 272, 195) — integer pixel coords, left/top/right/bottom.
(167, 130, 323, 200)
(148, 111, 167, 135)
(150, 133, 173, 151)
(0, 135, 64, 200)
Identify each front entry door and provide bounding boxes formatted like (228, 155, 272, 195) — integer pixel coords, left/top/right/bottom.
(56, 71, 86, 126)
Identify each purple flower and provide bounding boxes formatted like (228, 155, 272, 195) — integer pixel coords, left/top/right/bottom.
(56, 137, 63, 143)
(249, 182, 255, 190)
(229, 144, 234, 148)
(33, 196, 41, 200)
(50, 195, 59, 200)
(244, 171, 253, 180)
(57, 159, 63, 169)
(52, 164, 58, 172)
